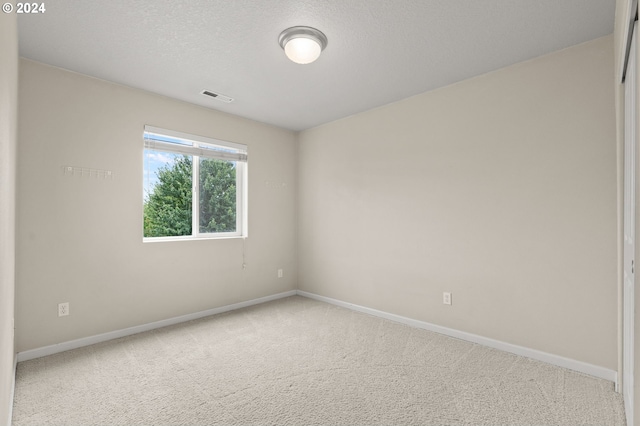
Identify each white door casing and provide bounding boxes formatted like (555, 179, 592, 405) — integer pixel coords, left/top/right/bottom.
(624, 21, 637, 426)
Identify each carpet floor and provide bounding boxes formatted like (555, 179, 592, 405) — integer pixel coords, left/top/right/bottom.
(12, 295, 625, 425)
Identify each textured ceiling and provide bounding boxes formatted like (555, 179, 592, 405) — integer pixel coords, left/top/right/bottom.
(18, 0, 615, 131)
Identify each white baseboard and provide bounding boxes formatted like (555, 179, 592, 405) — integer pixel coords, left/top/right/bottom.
(17, 290, 297, 363)
(296, 290, 618, 384)
(15, 288, 617, 386)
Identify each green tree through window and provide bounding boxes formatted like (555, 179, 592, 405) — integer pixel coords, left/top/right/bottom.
(143, 156, 238, 237)
(144, 155, 193, 237)
(199, 158, 237, 233)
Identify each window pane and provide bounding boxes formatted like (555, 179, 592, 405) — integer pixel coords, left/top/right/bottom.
(143, 150, 193, 237)
(199, 158, 237, 233)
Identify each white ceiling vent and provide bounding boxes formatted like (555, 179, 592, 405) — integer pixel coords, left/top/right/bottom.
(201, 90, 234, 103)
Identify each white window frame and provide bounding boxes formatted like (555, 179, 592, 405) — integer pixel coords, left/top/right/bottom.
(143, 125, 248, 242)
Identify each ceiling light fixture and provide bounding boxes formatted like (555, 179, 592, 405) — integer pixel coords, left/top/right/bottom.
(278, 26, 328, 65)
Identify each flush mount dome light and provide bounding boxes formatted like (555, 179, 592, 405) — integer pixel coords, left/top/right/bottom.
(278, 26, 328, 64)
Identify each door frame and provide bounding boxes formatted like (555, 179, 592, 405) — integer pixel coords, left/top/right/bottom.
(624, 18, 639, 426)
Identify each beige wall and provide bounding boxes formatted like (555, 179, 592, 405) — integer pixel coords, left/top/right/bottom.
(298, 36, 617, 369)
(0, 11, 18, 426)
(16, 60, 297, 352)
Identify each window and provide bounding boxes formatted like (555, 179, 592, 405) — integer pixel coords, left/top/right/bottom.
(143, 126, 247, 240)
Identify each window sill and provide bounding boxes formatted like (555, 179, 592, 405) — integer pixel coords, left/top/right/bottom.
(143, 234, 245, 243)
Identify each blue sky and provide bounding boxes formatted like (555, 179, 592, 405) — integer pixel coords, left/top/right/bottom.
(143, 150, 180, 202)
(143, 132, 191, 202)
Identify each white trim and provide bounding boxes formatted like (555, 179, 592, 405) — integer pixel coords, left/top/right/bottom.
(296, 290, 618, 384)
(7, 356, 16, 426)
(142, 234, 243, 243)
(624, 21, 639, 426)
(16, 290, 296, 363)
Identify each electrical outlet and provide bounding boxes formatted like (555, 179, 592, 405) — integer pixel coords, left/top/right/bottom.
(443, 292, 452, 305)
(58, 302, 69, 317)
(277, 269, 283, 278)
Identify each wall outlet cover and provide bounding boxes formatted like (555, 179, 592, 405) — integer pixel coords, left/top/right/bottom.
(58, 302, 69, 317)
(443, 292, 452, 305)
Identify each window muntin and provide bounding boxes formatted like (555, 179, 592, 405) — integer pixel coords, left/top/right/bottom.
(143, 126, 247, 240)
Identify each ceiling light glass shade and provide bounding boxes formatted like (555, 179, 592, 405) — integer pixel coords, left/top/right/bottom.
(278, 26, 328, 65)
(284, 37, 321, 64)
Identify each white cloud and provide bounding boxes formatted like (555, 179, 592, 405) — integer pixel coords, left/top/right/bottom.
(147, 152, 176, 164)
